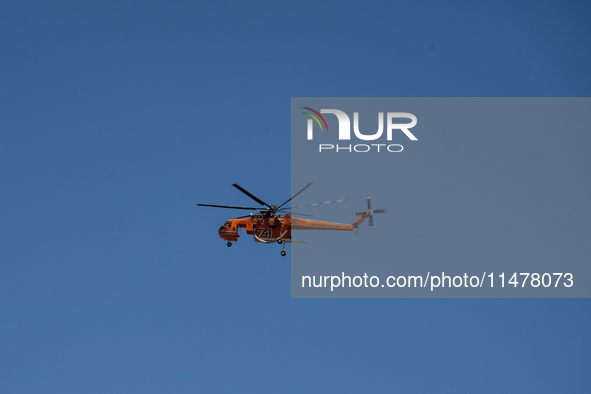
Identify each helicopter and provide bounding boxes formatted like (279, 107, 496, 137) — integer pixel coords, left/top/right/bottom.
(196, 183, 387, 256)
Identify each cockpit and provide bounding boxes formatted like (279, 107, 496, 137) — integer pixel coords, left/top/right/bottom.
(219, 221, 233, 232)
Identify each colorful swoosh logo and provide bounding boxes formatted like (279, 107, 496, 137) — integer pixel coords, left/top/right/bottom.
(302, 107, 329, 131)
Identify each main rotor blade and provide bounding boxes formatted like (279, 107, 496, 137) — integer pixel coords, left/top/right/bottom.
(278, 182, 314, 208)
(232, 183, 271, 208)
(280, 210, 313, 217)
(196, 203, 261, 210)
(286, 198, 351, 209)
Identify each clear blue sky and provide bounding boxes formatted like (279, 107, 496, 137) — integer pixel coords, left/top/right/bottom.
(0, 1, 589, 392)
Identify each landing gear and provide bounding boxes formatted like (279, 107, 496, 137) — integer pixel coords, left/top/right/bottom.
(277, 239, 283, 244)
(227, 242, 232, 247)
(281, 251, 286, 257)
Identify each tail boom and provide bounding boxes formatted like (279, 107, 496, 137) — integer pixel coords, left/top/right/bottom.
(291, 213, 370, 231)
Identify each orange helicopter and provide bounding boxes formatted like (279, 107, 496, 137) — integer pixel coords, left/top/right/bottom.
(196, 183, 387, 256)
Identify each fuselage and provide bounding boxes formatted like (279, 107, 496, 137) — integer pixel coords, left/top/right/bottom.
(218, 212, 370, 244)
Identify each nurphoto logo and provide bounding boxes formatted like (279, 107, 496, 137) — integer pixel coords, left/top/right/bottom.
(303, 107, 418, 153)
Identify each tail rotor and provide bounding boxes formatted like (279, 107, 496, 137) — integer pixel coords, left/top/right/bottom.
(353, 196, 387, 229)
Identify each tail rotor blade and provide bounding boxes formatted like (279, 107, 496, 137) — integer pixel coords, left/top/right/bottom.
(373, 208, 388, 214)
(367, 196, 371, 211)
(353, 211, 366, 216)
(368, 215, 375, 229)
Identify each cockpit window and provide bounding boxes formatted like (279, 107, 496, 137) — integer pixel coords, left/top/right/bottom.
(224, 221, 232, 228)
